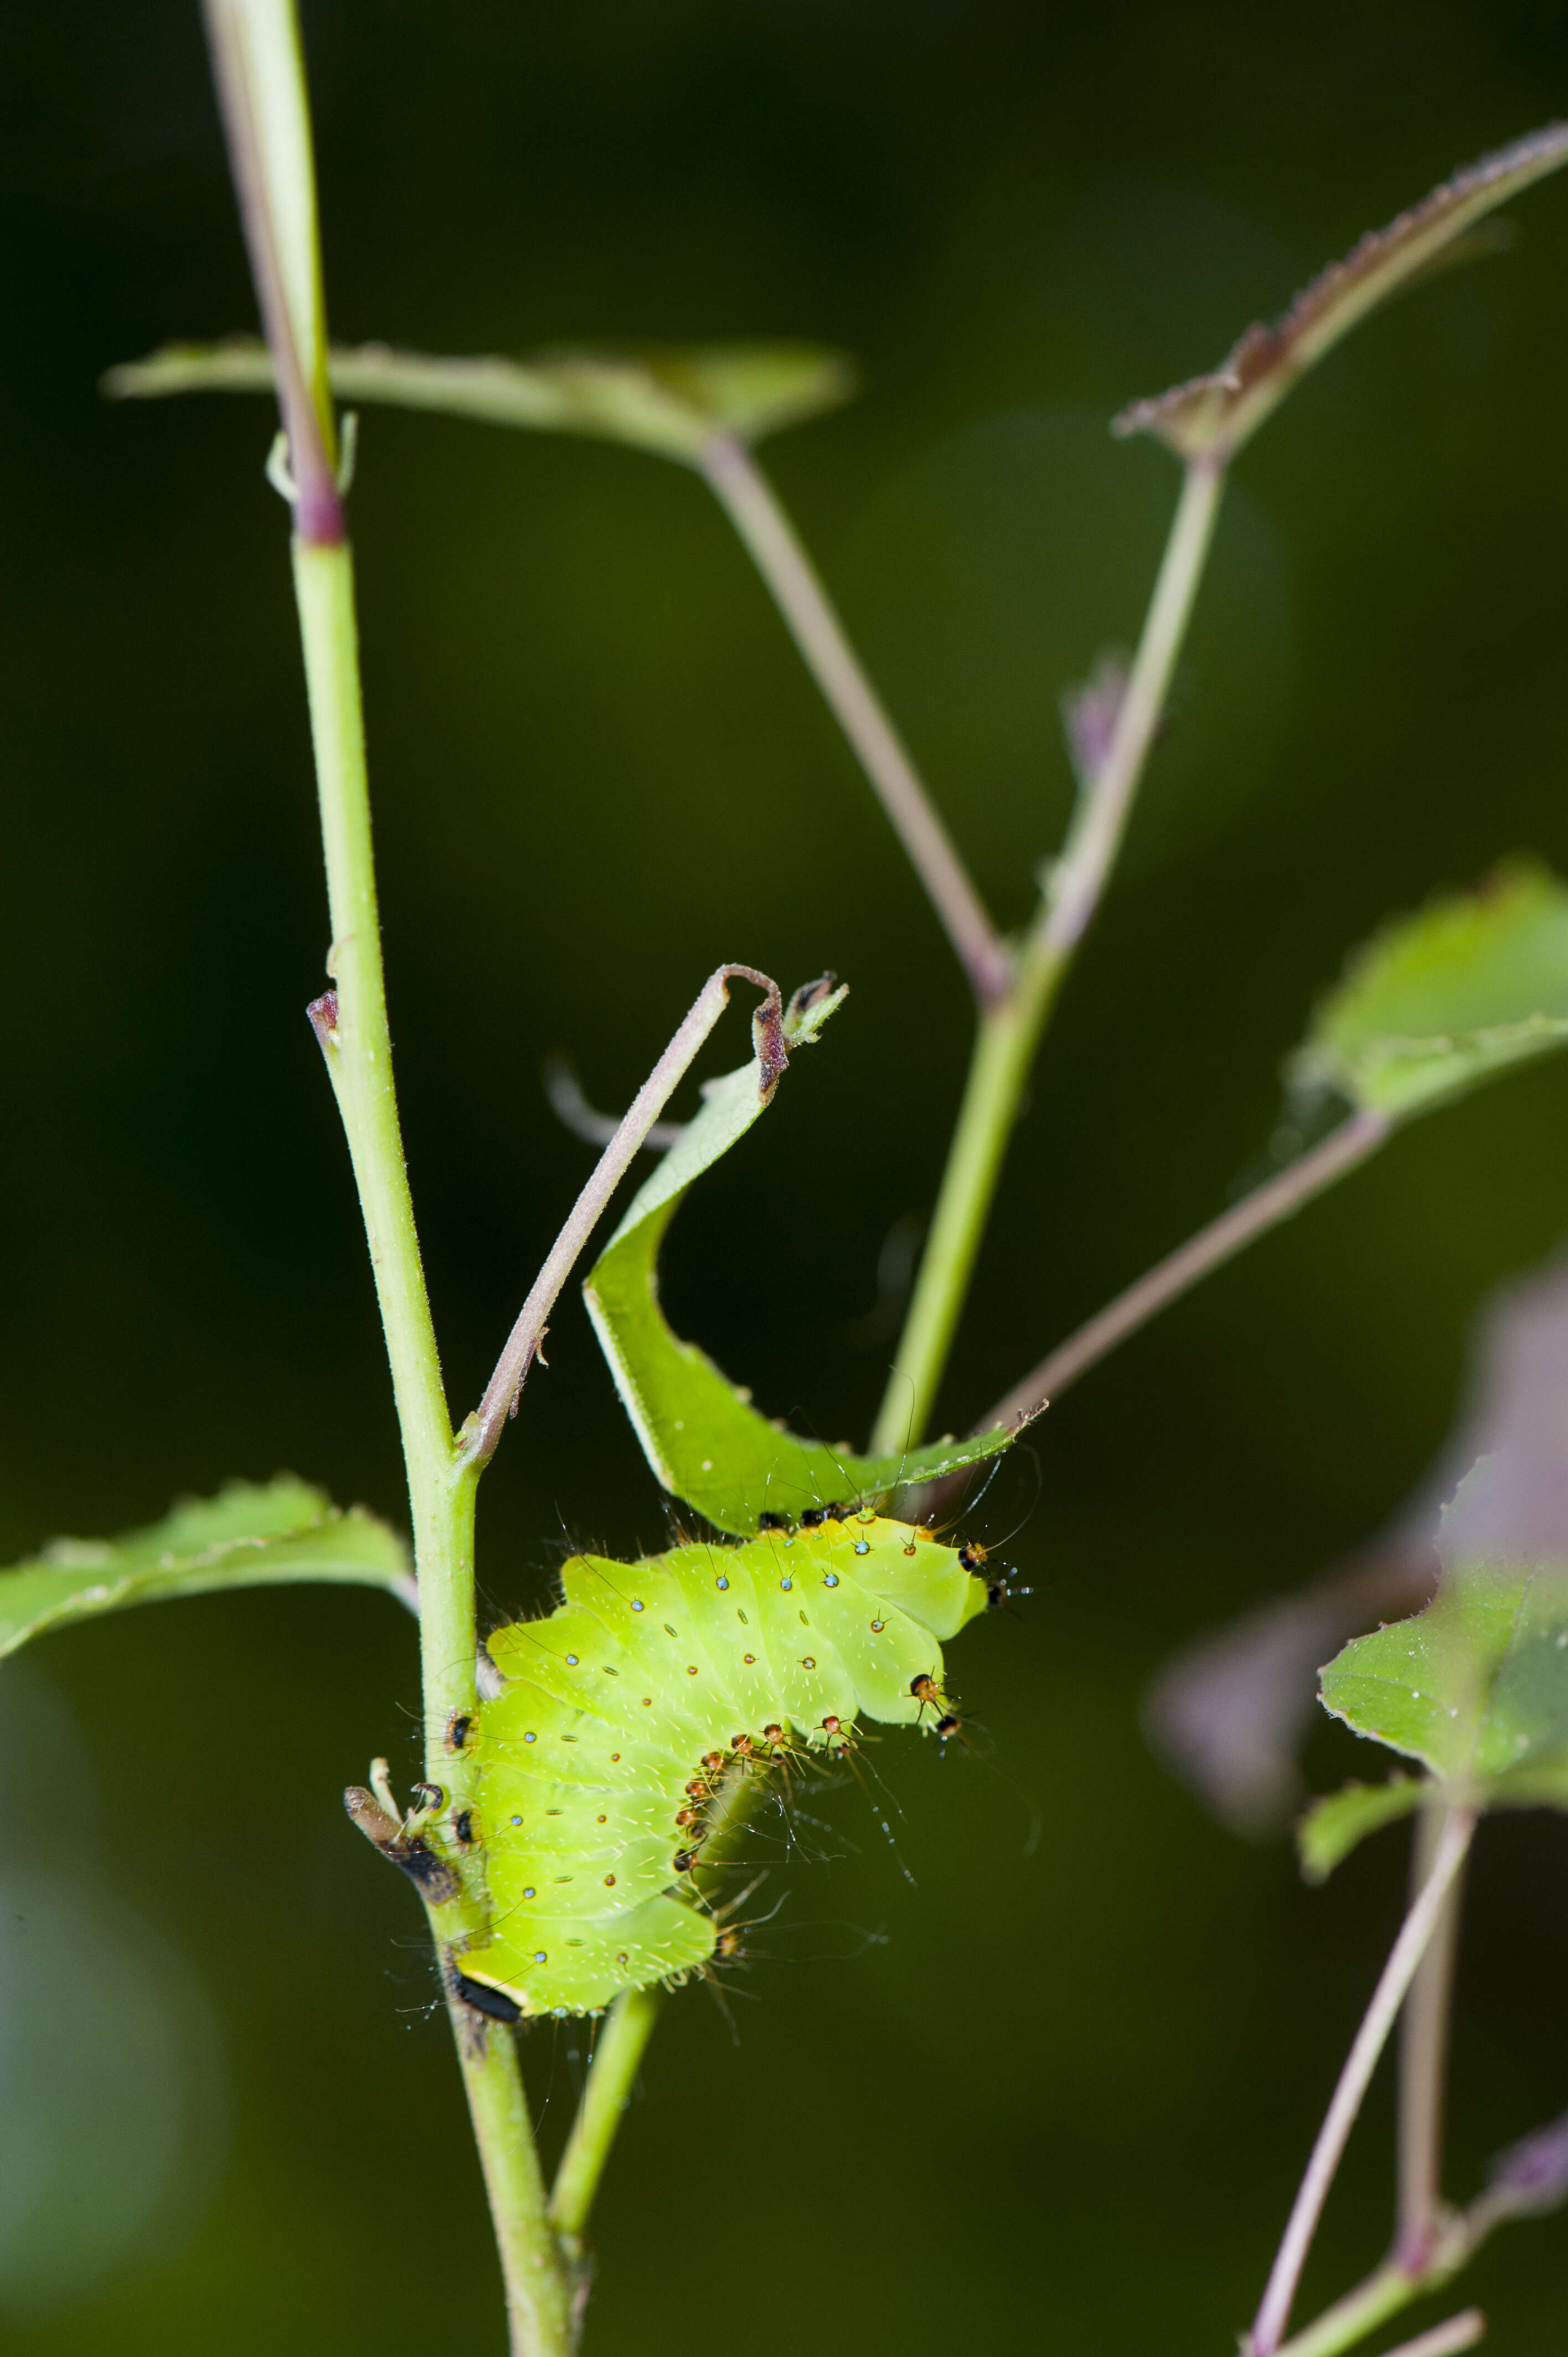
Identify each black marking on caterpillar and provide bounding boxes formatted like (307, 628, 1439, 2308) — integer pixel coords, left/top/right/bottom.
(456, 1972, 524, 2023)
(455, 1513, 987, 2018)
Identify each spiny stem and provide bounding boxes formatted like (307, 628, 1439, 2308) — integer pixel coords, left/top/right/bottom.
(466, 964, 785, 1467)
(871, 455, 1227, 1453)
(1249, 1811, 1477, 2357)
(700, 434, 1013, 1007)
(973, 1106, 1390, 1434)
(1398, 1799, 1468, 2272)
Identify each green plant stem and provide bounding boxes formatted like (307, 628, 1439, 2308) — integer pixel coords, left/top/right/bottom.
(1398, 1799, 1468, 2272)
(549, 1988, 665, 2254)
(204, 11, 572, 2345)
(1250, 1811, 1477, 2357)
(293, 544, 468, 1711)
(291, 540, 572, 2357)
(871, 455, 1226, 1453)
(869, 967, 1064, 1455)
(1272, 2241, 1474, 2357)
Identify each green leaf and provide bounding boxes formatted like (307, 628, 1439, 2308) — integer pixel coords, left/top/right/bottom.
(582, 986, 1013, 1536)
(104, 338, 856, 464)
(1115, 121, 1568, 460)
(1318, 1457, 1568, 1810)
(1296, 1776, 1426, 1881)
(0, 1476, 414, 1660)
(1287, 860, 1568, 1123)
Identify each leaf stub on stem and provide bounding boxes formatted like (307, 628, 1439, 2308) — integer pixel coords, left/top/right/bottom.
(344, 1784, 462, 1904)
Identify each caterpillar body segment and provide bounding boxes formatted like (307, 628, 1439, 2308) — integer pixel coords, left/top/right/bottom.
(460, 1513, 986, 2016)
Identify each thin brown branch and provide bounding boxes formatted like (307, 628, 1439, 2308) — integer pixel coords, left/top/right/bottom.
(1398, 1799, 1468, 2271)
(700, 434, 1013, 1006)
(977, 1108, 1391, 1433)
(463, 965, 784, 1468)
(200, 0, 343, 542)
(1249, 1810, 1477, 2356)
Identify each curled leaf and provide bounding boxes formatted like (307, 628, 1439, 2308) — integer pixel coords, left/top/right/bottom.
(104, 338, 856, 465)
(0, 1476, 414, 1659)
(583, 982, 1013, 1536)
(1287, 860, 1568, 1124)
(1115, 122, 1568, 460)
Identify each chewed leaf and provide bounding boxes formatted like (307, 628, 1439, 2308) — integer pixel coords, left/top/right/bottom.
(104, 338, 856, 465)
(1287, 860, 1568, 1123)
(1115, 121, 1568, 460)
(1318, 1458, 1568, 1809)
(0, 1476, 414, 1659)
(582, 985, 1013, 1536)
(1296, 1776, 1425, 1882)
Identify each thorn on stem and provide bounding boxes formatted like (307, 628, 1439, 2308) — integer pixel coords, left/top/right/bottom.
(508, 1333, 545, 1417)
(307, 990, 339, 1054)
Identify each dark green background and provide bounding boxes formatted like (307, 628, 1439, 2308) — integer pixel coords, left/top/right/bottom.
(3, 0, 1568, 2347)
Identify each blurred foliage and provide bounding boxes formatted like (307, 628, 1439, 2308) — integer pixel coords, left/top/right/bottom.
(1290, 862, 1568, 1123)
(5, 0, 1568, 2350)
(105, 334, 859, 459)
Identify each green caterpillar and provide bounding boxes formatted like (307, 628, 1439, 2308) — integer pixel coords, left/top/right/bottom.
(456, 1507, 987, 2019)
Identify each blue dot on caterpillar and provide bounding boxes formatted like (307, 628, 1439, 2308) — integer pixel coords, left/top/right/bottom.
(453, 1506, 1000, 2020)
